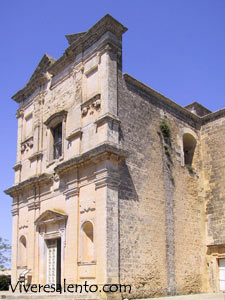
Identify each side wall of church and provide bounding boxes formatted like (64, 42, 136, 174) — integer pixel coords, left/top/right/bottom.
(117, 73, 207, 297)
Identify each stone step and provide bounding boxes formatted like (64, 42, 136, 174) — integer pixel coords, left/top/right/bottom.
(0, 292, 99, 300)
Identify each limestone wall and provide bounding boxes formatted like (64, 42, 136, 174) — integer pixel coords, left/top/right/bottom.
(201, 114, 225, 292)
(14, 33, 120, 185)
(118, 73, 207, 297)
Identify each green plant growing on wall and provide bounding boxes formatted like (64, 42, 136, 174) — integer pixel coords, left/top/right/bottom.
(160, 119, 172, 160)
(160, 119, 171, 142)
(159, 119, 174, 185)
(170, 176, 175, 185)
(186, 164, 195, 174)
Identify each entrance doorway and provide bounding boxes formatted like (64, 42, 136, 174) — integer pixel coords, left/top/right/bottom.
(219, 259, 225, 291)
(46, 238, 61, 285)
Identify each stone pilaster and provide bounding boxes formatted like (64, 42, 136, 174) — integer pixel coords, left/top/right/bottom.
(11, 202, 19, 285)
(64, 186, 79, 283)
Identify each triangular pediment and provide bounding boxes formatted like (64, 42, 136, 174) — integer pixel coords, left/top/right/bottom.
(34, 209, 67, 226)
(29, 54, 56, 82)
(65, 32, 86, 45)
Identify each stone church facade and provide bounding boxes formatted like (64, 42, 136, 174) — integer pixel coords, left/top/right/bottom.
(5, 15, 225, 298)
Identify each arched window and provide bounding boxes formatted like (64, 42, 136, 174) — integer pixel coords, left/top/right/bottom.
(44, 110, 67, 162)
(183, 133, 197, 166)
(19, 235, 27, 267)
(81, 221, 94, 262)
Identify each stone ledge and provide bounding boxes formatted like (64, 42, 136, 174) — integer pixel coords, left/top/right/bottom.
(4, 173, 51, 197)
(54, 142, 128, 174)
(66, 127, 83, 141)
(77, 261, 96, 266)
(95, 112, 120, 126)
(28, 151, 43, 162)
(13, 162, 22, 171)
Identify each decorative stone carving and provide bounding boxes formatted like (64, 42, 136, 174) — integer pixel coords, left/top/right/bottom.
(16, 110, 24, 119)
(80, 198, 96, 214)
(19, 225, 28, 230)
(13, 162, 22, 171)
(81, 94, 101, 118)
(21, 137, 33, 153)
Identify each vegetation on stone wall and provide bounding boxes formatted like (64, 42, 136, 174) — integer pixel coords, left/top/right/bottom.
(185, 164, 195, 174)
(160, 119, 171, 143)
(159, 119, 174, 185)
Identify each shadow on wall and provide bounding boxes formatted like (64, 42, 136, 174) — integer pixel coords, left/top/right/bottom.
(118, 161, 139, 201)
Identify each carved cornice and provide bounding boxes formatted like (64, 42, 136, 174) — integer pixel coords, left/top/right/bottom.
(94, 174, 120, 190)
(48, 15, 127, 76)
(63, 187, 79, 199)
(54, 142, 128, 174)
(65, 32, 86, 45)
(11, 15, 127, 103)
(5, 173, 51, 198)
(12, 54, 55, 103)
(12, 72, 52, 104)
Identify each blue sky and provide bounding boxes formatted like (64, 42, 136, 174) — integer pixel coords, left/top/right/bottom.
(1, 0, 225, 244)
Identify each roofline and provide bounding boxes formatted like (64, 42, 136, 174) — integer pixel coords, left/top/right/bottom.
(123, 73, 225, 125)
(11, 14, 127, 103)
(185, 101, 212, 114)
(123, 73, 201, 124)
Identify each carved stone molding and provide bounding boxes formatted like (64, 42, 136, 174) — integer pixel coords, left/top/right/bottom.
(66, 128, 82, 141)
(11, 207, 19, 216)
(95, 112, 120, 126)
(63, 187, 79, 199)
(80, 198, 95, 214)
(19, 225, 28, 230)
(28, 151, 43, 162)
(81, 94, 101, 118)
(21, 137, 33, 153)
(28, 201, 40, 211)
(34, 210, 68, 227)
(44, 110, 68, 127)
(5, 173, 51, 197)
(54, 142, 128, 174)
(16, 110, 24, 119)
(77, 261, 96, 266)
(13, 162, 22, 171)
(94, 175, 119, 190)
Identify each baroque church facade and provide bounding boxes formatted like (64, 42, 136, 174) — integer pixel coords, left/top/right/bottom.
(5, 15, 225, 298)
